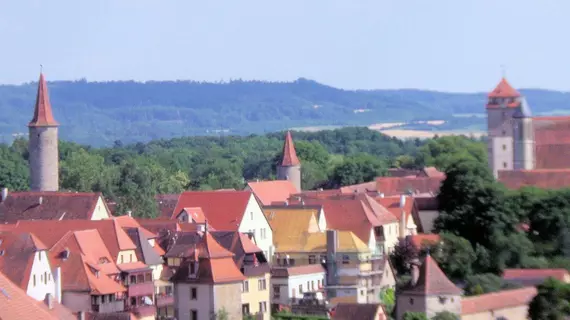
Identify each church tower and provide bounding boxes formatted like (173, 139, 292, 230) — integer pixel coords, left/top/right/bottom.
(486, 78, 522, 178)
(28, 72, 59, 191)
(277, 131, 302, 192)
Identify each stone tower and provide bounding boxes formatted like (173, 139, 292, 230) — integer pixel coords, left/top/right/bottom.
(513, 97, 535, 170)
(395, 254, 462, 320)
(277, 131, 302, 192)
(486, 78, 522, 178)
(28, 73, 59, 191)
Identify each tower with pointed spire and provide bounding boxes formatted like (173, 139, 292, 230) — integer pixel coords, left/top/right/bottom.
(486, 77, 532, 177)
(277, 131, 302, 192)
(28, 73, 59, 191)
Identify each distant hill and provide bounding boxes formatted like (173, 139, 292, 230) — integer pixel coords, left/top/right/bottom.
(0, 78, 568, 146)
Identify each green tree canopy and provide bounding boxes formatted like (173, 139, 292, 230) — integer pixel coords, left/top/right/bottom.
(528, 278, 570, 320)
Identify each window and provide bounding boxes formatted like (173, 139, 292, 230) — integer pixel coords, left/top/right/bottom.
(242, 304, 250, 315)
(33, 274, 36, 287)
(502, 144, 506, 151)
(289, 258, 296, 266)
(190, 287, 197, 300)
(317, 279, 321, 288)
(145, 273, 152, 282)
(273, 285, 280, 298)
(130, 275, 136, 284)
(130, 254, 133, 262)
(250, 212, 254, 220)
(190, 309, 198, 320)
(503, 162, 507, 169)
(308, 255, 316, 264)
(298, 284, 303, 294)
(120, 255, 124, 264)
(258, 279, 267, 290)
(409, 298, 414, 305)
(260, 228, 266, 240)
(189, 262, 196, 275)
(130, 297, 137, 306)
(311, 281, 315, 291)
(259, 301, 267, 313)
(44, 272, 47, 284)
(39, 252, 41, 261)
(102, 295, 107, 303)
(342, 255, 350, 264)
(242, 280, 249, 293)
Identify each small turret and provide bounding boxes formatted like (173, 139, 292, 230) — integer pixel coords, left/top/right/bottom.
(277, 131, 302, 192)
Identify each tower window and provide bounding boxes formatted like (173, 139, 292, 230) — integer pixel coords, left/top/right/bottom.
(502, 130, 506, 136)
(502, 145, 506, 151)
(503, 162, 507, 168)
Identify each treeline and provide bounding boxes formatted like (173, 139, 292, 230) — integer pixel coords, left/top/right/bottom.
(0, 127, 484, 217)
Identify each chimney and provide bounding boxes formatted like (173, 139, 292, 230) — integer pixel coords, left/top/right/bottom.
(204, 219, 208, 232)
(54, 267, 62, 303)
(284, 200, 288, 206)
(38, 196, 43, 205)
(44, 293, 54, 309)
(399, 209, 407, 239)
(377, 192, 384, 198)
(399, 194, 406, 208)
(78, 311, 86, 320)
(1, 188, 7, 202)
(326, 230, 338, 286)
(127, 210, 132, 217)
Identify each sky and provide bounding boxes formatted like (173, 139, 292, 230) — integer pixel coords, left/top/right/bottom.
(0, 0, 569, 92)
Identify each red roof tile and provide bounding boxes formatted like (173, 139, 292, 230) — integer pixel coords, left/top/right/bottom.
(461, 287, 537, 315)
(28, 73, 59, 127)
(281, 131, 300, 166)
(112, 215, 156, 239)
(174, 207, 206, 223)
(0, 191, 105, 223)
(407, 234, 440, 250)
(503, 268, 569, 283)
(532, 116, 570, 169)
(136, 218, 182, 234)
(247, 180, 299, 206)
(0, 231, 47, 290)
(421, 167, 445, 178)
(155, 194, 180, 219)
(498, 169, 570, 189)
(375, 177, 443, 196)
(173, 191, 256, 231)
(0, 271, 75, 320)
(487, 78, 521, 99)
(376, 195, 416, 223)
(402, 255, 462, 296)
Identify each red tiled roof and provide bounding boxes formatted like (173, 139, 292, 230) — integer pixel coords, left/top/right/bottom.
(281, 131, 300, 166)
(421, 167, 445, 178)
(402, 255, 462, 296)
(498, 169, 570, 189)
(0, 191, 105, 223)
(174, 207, 206, 223)
(247, 180, 299, 206)
(331, 303, 385, 320)
(112, 215, 156, 239)
(14, 220, 137, 262)
(487, 78, 521, 99)
(117, 261, 150, 272)
(0, 271, 76, 320)
(375, 177, 443, 196)
(407, 234, 440, 250)
(28, 73, 59, 127)
(136, 218, 181, 234)
(339, 181, 378, 194)
(376, 195, 416, 223)
(173, 191, 255, 231)
(461, 287, 537, 315)
(0, 231, 47, 290)
(532, 116, 570, 169)
(503, 269, 569, 282)
(155, 194, 180, 219)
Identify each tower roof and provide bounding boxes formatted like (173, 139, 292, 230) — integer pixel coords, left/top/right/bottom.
(402, 254, 462, 296)
(488, 77, 521, 99)
(28, 73, 59, 127)
(513, 97, 532, 118)
(281, 131, 300, 166)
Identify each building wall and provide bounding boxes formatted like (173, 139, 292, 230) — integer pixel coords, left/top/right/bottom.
(317, 208, 327, 231)
(380, 260, 396, 289)
(461, 305, 529, 320)
(307, 214, 320, 233)
(238, 195, 274, 259)
(396, 294, 461, 320)
(117, 249, 139, 264)
(62, 291, 91, 313)
(241, 273, 271, 320)
(383, 222, 400, 254)
(26, 250, 56, 301)
(91, 197, 111, 220)
(513, 117, 535, 170)
(487, 107, 517, 177)
(29, 126, 59, 191)
(272, 272, 326, 306)
(150, 264, 163, 284)
(174, 283, 213, 320)
(213, 282, 243, 320)
(277, 165, 301, 192)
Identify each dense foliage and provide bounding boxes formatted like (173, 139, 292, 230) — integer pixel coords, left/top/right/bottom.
(528, 278, 570, 320)
(3, 78, 569, 146)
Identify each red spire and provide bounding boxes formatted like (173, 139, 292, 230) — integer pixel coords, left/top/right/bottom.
(407, 254, 462, 295)
(281, 131, 300, 166)
(488, 77, 521, 99)
(28, 73, 59, 127)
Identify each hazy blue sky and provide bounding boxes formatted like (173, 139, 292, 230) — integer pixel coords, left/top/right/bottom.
(0, 0, 568, 92)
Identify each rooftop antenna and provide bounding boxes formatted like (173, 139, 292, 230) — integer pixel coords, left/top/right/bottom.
(40, 64, 43, 73)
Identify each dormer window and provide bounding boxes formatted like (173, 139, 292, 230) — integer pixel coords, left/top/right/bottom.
(188, 261, 198, 278)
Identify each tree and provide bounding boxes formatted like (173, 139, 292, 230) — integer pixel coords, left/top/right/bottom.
(415, 135, 487, 171)
(329, 153, 387, 187)
(379, 287, 395, 315)
(463, 273, 521, 296)
(0, 144, 29, 190)
(429, 233, 476, 280)
(431, 311, 459, 320)
(211, 308, 229, 320)
(390, 239, 419, 275)
(402, 312, 428, 320)
(528, 278, 570, 320)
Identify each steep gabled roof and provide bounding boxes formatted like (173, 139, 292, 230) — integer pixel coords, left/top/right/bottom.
(0, 231, 47, 290)
(28, 73, 59, 127)
(281, 131, 300, 166)
(0, 271, 75, 320)
(488, 77, 521, 99)
(247, 180, 299, 206)
(401, 254, 462, 296)
(0, 191, 105, 223)
(331, 303, 385, 320)
(461, 287, 537, 315)
(375, 176, 443, 196)
(173, 191, 255, 231)
(502, 268, 570, 285)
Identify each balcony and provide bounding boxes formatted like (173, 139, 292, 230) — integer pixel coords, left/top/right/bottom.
(127, 304, 156, 317)
(155, 293, 174, 307)
(92, 300, 125, 313)
(128, 282, 154, 297)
